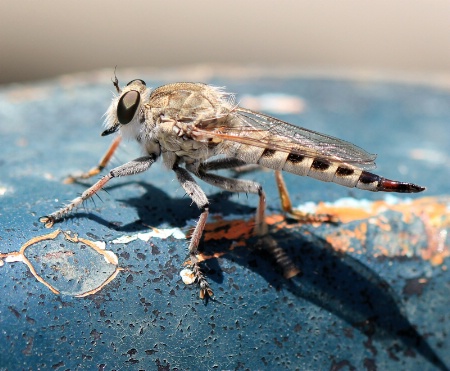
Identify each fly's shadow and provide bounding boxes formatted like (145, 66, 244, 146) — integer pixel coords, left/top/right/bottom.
(115, 181, 257, 232)
(59, 179, 446, 370)
(206, 226, 448, 370)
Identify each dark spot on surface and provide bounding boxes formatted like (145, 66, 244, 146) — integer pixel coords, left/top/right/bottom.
(403, 278, 427, 296)
(90, 329, 102, 341)
(22, 335, 34, 356)
(151, 244, 160, 255)
(120, 251, 130, 260)
(261, 148, 276, 158)
(26, 316, 36, 325)
(387, 343, 401, 361)
(311, 159, 330, 171)
(336, 167, 354, 176)
(127, 348, 137, 356)
(86, 232, 100, 240)
(363, 337, 378, 356)
(330, 359, 356, 371)
(343, 327, 354, 339)
(51, 361, 64, 369)
(273, 337, 283, 348)
(363, 358, 376, 371)
(156, 359, 170, 371)
(287, 153, 304, 163)
(8, 306, 20, 318)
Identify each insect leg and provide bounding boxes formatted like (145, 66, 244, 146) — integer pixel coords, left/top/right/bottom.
(191, 163, 300, 279)
(64, 135, 122, 183)
(173, 166, 213, 299)
(202, 157, 261, 174)
(201, 157, 247, 171)
(274, 170, 337, 223)
(40, 155, 156, 228)
(190, 163, 268, 236)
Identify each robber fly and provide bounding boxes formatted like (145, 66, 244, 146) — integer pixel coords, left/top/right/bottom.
(40, 77, 425, 298)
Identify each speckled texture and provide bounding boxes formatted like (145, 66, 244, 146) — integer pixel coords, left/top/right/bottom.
(0, 69, 449, 370)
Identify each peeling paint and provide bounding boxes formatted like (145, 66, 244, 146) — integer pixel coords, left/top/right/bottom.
(111, 227, 186, 244)
(201, 196, 450, 265)
(0, 230, 123, 296)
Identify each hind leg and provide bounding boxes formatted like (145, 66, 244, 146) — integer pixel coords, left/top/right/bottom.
(274, 170, 337, 223)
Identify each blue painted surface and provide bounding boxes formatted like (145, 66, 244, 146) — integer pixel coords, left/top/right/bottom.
(0, 72, 449, 370)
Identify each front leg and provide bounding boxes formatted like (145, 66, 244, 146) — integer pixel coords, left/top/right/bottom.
(173, 165, 213, 299)
(64, 135, 122, 184)
(40, 155, 156, 228)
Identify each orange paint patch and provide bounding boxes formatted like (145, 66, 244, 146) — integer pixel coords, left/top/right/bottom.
(203, 218, 254, 242)
(314, 196, 449, 225)
(200, 196, 449, 266)
(324, 223, 368, 254)
(319, 206, 372, 224)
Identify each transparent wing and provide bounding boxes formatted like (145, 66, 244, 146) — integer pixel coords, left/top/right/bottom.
(193, 107, 377, 170)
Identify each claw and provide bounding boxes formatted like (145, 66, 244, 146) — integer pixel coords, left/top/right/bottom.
(289, 210, 338, 224)
(63, 176, 76, 184)
(199, 286, 214, 300)
(192, 264, 214, 299)
(39, 216, 55, 228)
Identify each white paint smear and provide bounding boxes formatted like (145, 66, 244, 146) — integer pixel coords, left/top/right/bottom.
(180, 268, 195, 285)
(4, 254, 24, 263)
(103, 250, 119, 265)
(94, 241, 106, 250)
(295, 195, 413, 213)
(111, 227, 186, 244)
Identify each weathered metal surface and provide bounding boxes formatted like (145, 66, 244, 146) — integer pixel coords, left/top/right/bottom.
(0, 70, 449, 370)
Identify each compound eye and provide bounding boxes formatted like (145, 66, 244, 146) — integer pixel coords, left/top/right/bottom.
(126, 79, 146, 86)
(117, 90, 140, 125)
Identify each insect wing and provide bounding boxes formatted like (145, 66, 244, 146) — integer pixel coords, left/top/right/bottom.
(193, 107, 377, 169)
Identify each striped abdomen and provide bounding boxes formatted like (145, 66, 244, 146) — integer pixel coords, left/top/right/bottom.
(228, 144, 424, 193)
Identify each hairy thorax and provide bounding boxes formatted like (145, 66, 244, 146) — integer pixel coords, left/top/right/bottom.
(145, 82, 234, 165)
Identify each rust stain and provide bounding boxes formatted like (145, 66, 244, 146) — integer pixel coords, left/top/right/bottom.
(324, 223, 368, 254)
(321, 206, 372, 223)
(314, 196, 449, 224)
(368, 216, 392, 232)
(421, 212, 448, 266)
(200, 196, 449, 265)
(203, 218, 254, 242)
(316, 196, 449, 264)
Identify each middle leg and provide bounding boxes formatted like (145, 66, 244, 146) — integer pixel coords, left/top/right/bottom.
(189, 161, 300, 279)
(188, 162, 268, 237)
(274, 170, 337, 223)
